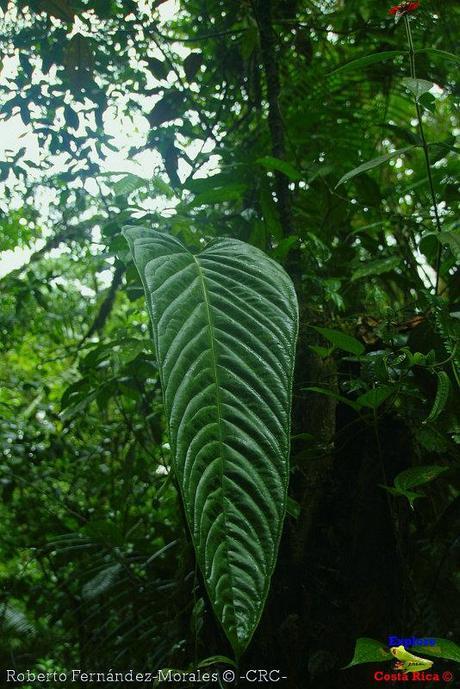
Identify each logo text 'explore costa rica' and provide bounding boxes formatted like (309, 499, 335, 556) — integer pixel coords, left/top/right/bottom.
(388, 636, 436, 648)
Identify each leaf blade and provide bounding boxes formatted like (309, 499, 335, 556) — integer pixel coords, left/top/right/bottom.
(257, 156, 302, 181)
(330, 50, 405, 75)
(123, 227, 298, 656)
(414, 638, 460, 663)
(423, 371, 451, 424)
(336, 147, 415, 188)
(416, 48, 460, 64)
(356, 385, 394, 409)
(352, 256, 401, 281)
(394, 465, 448, 492)
(313, 326, 365, 356)
(344, 638, 393, 668)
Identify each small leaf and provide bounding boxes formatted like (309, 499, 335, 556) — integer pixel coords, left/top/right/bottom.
(419, 93, 436, 113)
(382, 485, 422, 508)
(394, 465, 448, 493)
(61, 379, 90, 410)
(429, 138, 460, 158)
(257, 156, 302, 181)
(113, 338, 146, 365)
(190, 184, 247, 206)
(352, 257, 401, 281)
(64, 34, 93, 87)
(148, 91, 184, 127)
(20, 103, 30, 125)
(356, 385, 393, 409)
(344, 638, 392, 669)
(436, 231, 460, 260)
(291, 432, 314, 441)
(19, 53, 32, 76)
(113, 173, 147, 196)
(423, 371, 450, 424)
(197, 656, 237, 669)
(272, 236, 299, 260)
(184, 172, 237, 193)
(259, 185, 282, 239)
(303, 386, 360, 411)
(331, 51, 405, 75)
(152, 175, 176, 199)
(147, 56, 168, 80)
(381, 123, 421, 146)
(309, 345, 333, 358)
(313, 326, 364, 356)
(248, 221, 266, 250)
(286, 496, 301, 519)
(336, 147, 415, 188)
(64, 104, 79, 130)
(184, 52, 203, 81)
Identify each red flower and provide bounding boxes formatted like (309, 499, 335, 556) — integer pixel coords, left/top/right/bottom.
(388, 1, 420, 15)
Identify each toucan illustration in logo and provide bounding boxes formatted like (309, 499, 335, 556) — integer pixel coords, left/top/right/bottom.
(390, 645, 434, 673)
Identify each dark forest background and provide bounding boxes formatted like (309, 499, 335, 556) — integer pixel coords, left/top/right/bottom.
(0, 0, 459, 687)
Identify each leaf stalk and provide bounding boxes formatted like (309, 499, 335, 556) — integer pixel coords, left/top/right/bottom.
(403, 15, 443, 294)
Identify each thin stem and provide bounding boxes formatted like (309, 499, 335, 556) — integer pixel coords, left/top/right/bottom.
(251, 0, 294, 238)
(404, 15, 443, 295)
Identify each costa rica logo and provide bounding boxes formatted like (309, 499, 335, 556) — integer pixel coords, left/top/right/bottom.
(344, 636, 460, 683)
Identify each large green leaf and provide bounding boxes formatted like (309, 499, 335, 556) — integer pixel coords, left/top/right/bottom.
(123, 227, 298, 656)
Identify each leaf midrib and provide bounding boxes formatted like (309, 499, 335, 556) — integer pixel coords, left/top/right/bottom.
(191, 253, 238, 637)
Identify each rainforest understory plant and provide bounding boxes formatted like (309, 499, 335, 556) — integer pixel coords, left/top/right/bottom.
(124, 227, 298, 656)
(0, 0, 459, 687)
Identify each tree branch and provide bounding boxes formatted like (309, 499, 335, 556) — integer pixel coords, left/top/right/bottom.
(0, 224, 89, 283)
(81, 263, 125, 343)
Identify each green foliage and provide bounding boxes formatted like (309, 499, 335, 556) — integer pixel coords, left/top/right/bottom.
(386, 464, 449, 507)
(124, 227, 298, 655)
(312, 327, 365, 356)
(331, 51, 406, 75)
(257, 156, 302, 181)
(336, 147, 416, 188)
(424, 371, 451, 423)
(417, 639, 460, 663)
(351, 257, 402, 281)
(344, 638, 392, 668)
(0, 0, 459, 681)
